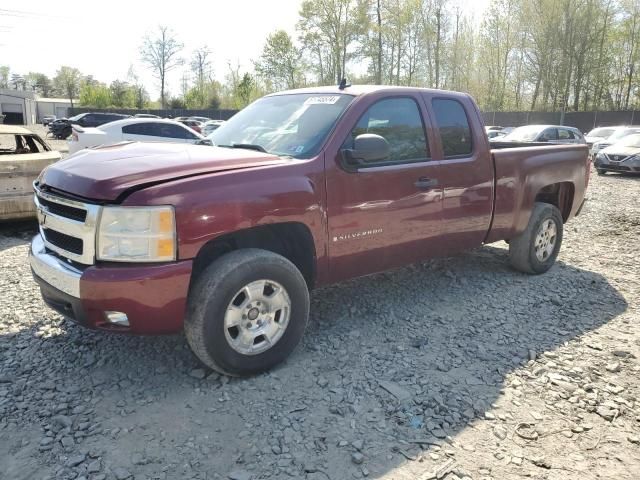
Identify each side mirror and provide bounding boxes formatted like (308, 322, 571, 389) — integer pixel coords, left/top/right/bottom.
(342, 134, 390, 166)
(196, 138, 213, 146)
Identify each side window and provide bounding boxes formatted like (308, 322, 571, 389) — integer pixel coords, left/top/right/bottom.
(540, 128, 558, 141)
(177, 125, 198, 140)
(559, 129, 571, 140)
(122, 123, 151, 136)
(432, 99, 472, 158)
(342, 97, 429, 165)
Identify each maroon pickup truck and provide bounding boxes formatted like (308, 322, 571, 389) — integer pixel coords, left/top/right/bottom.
(30, 86, 590, 376)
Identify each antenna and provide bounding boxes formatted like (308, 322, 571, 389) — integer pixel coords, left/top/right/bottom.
(338, 78, 351, 90)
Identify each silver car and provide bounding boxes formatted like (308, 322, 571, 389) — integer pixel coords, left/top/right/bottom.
(594, 133, 640, 175)
(590, 126, 640, 160)
(499, 125, 586, 144)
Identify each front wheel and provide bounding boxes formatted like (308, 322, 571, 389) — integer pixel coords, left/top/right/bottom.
(596, 168, 606, 175)
(508, 202, 564, 274)
(185, 249, 310, 376)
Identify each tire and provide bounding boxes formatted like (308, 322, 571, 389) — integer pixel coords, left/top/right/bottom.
(508, 202, 563, 275)
(597, 169, 606, 175)
(185, 249, 310, 377)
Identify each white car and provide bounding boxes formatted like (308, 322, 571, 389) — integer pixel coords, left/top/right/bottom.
(68, 118, 205, 154)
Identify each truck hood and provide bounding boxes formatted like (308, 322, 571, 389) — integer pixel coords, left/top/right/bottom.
(40, 142, 288, 201)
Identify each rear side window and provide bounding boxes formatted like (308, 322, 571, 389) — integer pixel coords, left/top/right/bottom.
(123, 123, 153, 136)
(559, 129, 571, 140)
(432, 99, 472, 157)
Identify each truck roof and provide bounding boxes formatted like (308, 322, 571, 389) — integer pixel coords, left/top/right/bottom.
(269, 84, 470, 99)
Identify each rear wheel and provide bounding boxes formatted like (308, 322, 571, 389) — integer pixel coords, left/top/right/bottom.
(508, 202, 563, 274)
(185, 249, 310, 377)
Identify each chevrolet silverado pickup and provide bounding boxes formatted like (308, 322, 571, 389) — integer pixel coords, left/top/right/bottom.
(30, 86, 590, 376)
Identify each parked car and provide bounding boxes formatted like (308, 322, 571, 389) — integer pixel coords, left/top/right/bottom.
(42, 115, 57, 126)
(584, 126, 619, 147)
(594, 133, 640, 175)
(188, 116, 211, 123)
(497, 125, 586, 144)
(30, 85, 589, 376)
(68, 118, 205, 154)
(590, 126, 640, 160)
(202, 120, 226, 136)
(0, 125, 61, 221)
(134, 113, 161, 119)
(487, 129, 504, 139)
(68, 112, 131, 128)
(485, 125, 503, 132)
(179, 119, 203, 133)
(48, 118, 72, 139)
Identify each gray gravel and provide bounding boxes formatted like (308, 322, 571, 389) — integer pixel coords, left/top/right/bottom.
(1, 169, 639, 480)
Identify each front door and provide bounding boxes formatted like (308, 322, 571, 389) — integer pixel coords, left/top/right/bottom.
(325, 95, 444, 282)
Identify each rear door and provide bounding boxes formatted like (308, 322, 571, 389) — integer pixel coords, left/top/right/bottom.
(422, 95, 494, 254)
(325, 94, 444, 281)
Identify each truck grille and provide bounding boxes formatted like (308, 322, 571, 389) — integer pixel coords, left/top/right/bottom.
(37, 195, 87, 222)
(42, 228, 84, 255)
(34, 183, 101, 265)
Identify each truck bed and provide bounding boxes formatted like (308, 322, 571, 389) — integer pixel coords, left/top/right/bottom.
(486, 142, 589, 244)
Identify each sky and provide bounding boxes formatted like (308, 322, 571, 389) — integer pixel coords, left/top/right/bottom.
(0, 0, 488, 99)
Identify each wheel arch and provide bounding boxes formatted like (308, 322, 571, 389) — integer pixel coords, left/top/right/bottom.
(190, 222, 317, 290)
(534, 181, 575, 222)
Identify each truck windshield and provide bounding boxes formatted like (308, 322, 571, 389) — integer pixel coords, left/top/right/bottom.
(207, 93, 354, 158)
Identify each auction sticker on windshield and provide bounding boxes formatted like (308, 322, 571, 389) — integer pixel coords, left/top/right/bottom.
(304, 96, 341, 105)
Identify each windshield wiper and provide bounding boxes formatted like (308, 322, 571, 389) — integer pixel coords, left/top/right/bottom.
(218, 143, 268, 153)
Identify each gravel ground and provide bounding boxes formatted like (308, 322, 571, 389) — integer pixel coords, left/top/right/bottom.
(1, 169, 639, 480)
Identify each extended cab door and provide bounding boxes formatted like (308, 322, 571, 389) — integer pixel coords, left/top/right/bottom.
(422, 94, 494, 254)
(325, 94, 444, 281)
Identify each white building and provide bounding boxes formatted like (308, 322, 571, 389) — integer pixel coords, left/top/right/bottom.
(36, 98, 74, 122)
(0, 89, 37, 125)
(0, 89, 76, 125)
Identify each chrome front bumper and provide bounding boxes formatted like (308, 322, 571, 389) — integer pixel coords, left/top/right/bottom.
(29, 234, 82, 298)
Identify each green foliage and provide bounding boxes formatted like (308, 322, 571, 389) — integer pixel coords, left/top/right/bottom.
(255, 30, 305, 91)
(53, 66, 82, 107)
(79, 82, 111, 108)
(0, 66, 9, 88)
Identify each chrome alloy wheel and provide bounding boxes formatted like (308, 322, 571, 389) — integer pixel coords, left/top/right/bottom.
(534, 219, 557, 262)
(223, 280, 291, 355)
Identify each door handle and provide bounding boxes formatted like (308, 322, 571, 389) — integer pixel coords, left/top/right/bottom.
(414, 177, 438, 190)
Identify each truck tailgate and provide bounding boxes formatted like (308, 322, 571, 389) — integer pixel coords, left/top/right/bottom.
(486, 144, 589, 243)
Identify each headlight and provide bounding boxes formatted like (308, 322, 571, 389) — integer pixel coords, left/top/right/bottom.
(596, 152, 605, 160)
(97, 206, 176, 262)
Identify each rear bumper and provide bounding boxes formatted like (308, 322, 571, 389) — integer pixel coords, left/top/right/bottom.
(30, 234, 193, 334)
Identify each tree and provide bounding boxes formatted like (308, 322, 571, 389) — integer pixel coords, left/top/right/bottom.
(191, 46, 213, 106)
(255, 30, 305, 91)
(236, 73, 255, 107)
(0, 66, 9, 88)
(298, 0, 369, 84)
(127, 66, 149, 109)
(140, 26, 184, 108)
(79, 82, 111, 108)
(110, 80, 136, 107)
(26, 72, 53, 96)
(53, 67, 82, 107)
(10, 73, 25, 90)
